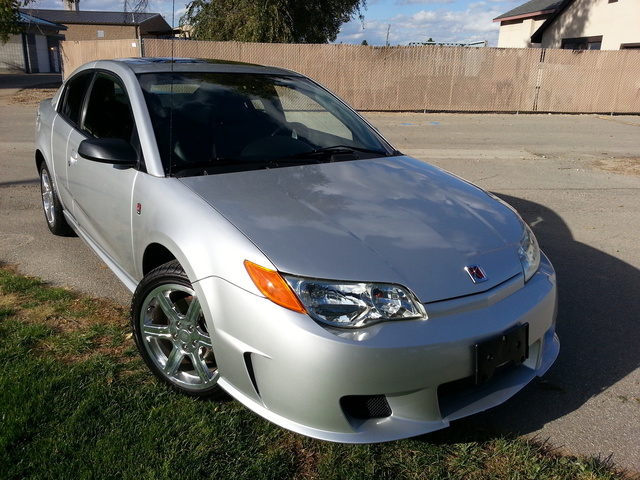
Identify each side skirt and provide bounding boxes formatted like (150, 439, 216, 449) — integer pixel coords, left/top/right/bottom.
(63, 210, 138, 293)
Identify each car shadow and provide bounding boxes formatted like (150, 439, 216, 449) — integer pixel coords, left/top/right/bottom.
(420, 193, 640, 442)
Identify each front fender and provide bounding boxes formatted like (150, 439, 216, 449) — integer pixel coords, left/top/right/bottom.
(132, 174, 271, 296)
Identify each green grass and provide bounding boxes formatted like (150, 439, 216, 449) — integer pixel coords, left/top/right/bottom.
(0, 266, 630, 480)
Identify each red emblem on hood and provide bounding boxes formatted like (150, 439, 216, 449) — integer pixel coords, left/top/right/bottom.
(465, 265, 488, 283)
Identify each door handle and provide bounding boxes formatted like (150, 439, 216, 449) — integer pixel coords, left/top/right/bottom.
(69, 149, 78, 166)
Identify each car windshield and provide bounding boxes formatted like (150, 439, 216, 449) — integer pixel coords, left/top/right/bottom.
(137, 72, 396, 176)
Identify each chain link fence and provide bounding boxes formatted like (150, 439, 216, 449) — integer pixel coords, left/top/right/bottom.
(61, 39, 640, 114)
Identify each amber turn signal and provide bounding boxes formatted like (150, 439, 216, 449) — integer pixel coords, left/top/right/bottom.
(244, 261, 307, 314)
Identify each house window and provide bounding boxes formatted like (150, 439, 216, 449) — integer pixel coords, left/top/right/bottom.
(97, 30, 105, 38)
(561, 36, 602, 50)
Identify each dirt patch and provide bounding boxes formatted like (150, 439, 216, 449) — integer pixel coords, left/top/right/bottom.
(591, 157, 640, 177)
(11, 88, 58, 107)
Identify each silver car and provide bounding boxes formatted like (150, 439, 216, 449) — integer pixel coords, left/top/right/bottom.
(35, 58, 559, 443)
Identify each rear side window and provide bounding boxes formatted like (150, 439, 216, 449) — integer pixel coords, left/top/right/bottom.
(59, 72, 92, 126)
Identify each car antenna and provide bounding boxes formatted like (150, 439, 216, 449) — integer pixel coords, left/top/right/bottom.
(168, 0, 176, 176)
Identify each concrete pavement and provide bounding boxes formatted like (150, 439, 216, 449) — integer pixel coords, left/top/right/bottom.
(1, 83, 639, 473)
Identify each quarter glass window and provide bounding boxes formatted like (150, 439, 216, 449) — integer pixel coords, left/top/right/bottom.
(59, 72, 92, 126)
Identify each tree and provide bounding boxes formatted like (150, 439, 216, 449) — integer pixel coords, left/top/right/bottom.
(181, 0, 366, 44)
(123, 0, 148, 14)
(0, 0, 33, 44)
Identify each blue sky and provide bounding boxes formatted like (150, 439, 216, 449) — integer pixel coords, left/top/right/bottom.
(27, 0, 526, 47)
(336, 0, 524, 46)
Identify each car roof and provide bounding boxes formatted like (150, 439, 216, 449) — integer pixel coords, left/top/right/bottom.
(101, 57, 302, 76)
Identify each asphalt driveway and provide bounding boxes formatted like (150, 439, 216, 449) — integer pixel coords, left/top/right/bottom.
(1, 80, 639, 473)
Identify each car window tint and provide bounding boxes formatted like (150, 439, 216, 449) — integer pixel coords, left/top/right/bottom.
(59, 72, 92, 126)
(83, 74, 135, 142)
(137, 72, 392, 174)
(275, 85, 353, 141)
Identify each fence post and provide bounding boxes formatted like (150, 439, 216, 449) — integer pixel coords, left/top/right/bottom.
(532, 49, 546, 112)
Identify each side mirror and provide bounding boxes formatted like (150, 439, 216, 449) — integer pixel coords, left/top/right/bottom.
(78, 138, 138, 166)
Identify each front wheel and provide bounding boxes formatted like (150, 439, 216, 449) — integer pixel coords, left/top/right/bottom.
(131, 261, 223, 397)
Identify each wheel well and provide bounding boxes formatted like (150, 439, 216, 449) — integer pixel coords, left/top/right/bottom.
(142, 244, 177, 276)
(35, 150, 45, 171)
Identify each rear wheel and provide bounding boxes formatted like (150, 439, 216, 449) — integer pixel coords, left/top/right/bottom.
(39, 163, 73, 236)
(131, 261, 223, 397)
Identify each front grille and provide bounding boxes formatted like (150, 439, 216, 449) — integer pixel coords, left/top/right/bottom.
(341, 395, 392, 420)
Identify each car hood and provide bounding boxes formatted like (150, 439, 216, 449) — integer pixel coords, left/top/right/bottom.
(179, 156, 524, 303)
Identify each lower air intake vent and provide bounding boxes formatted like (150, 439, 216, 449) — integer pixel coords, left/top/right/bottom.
(341, 395, 392, 420)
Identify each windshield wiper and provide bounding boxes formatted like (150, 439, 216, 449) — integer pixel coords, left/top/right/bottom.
(278, 145, 389, 162)
(169, 157, 272, 175)
(323, 145, 391, 156)
(169, 146, 393, 176)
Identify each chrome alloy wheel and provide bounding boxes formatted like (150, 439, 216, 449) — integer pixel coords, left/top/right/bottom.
(138, 283, 219, 392)
(39, 163, 72, 236)
(40, 167, 56, 227)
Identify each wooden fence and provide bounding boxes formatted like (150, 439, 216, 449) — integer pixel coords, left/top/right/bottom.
(61, 39, 640, 114)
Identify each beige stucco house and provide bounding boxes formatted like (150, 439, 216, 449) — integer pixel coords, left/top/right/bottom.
(531, 0, 640, 49)
(494, 0, 562, 48)
(495, 0, 640, 50)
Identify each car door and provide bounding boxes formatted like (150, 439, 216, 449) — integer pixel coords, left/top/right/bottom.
(51, 71, 93, 210)
(66, 71, 139, 278)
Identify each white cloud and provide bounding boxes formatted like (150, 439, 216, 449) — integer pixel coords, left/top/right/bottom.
(412, 10, 437, 21)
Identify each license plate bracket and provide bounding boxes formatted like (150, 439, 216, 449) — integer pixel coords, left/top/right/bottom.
(475, 324, 529, 385)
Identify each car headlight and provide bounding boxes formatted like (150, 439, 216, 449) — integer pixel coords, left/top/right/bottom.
(518, 223, 541, 282)
(284, 277, 426, 328)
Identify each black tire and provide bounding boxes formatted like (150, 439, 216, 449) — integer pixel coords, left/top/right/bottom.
(131, 260, 223, 397)
(39, 163, 73, 236)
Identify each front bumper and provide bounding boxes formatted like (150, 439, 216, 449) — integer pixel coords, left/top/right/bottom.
(195, 254, 559, 443)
